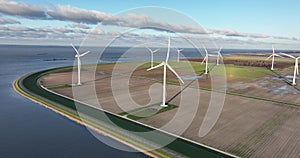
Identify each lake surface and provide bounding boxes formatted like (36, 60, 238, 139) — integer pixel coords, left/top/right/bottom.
(0, 45, 148, 158)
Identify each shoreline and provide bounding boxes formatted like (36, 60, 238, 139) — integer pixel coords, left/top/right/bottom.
(13, 67, 237, 158)
(13, 76, 163, 158)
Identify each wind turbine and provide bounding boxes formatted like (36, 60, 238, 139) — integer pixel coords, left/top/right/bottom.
(71, 44, 90, 85)
(201, 46, 209, 74)
(146, 47, 160, 68)
(280, 53, 300, 85)
(216, 47, 222, 65)
(265, 45, 282, 70)
(209, 47, 223, 66)
(176, 48, 183, 62)
(147, 37, 184, 107)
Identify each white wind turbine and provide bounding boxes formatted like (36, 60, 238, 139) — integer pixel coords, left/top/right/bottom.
(176, 48, 183, 62)
(201, 46, 209, 74)
(280, 53, 300, 85)
(209, 47, 223, 66)
(147, 37, 184, 107)
(217, 47, 222, 65)
(265, 45, 282, 70)
(146, 47, 160, 68)
(71, 44, 90, 85)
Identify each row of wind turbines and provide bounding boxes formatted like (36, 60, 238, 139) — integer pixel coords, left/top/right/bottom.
(146, 46, 183, 68)
(70, 40, 299, 107)
(265, 45, 300, 85)
(146, 38, 225, 107)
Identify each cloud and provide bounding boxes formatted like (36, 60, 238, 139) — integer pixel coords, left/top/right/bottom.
(0, 17, 20, 24)
(67, 23, 91, 29)
(272, 36, 299, 41)
(46, 5, 118, 24)
(0, 25, 106, 41)
(0, 0, 46, 19)
(210, 28, 270, 38)
(102, 13, 209, 34)
(47, 6, 209, 34)
(0, 0, 298, 43)
(0, 1, 210, 34)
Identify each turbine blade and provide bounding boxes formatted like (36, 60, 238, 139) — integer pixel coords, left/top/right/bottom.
(147, 62, 164, 71)
(280, 53, 296, 59)
(201, 56, 207, 65)
(79, 51, 90, 57)
(146, 47, 152, 53)
(166, 64, 184, 84)
(265, 55, 273, 60)
(274, 54, 283, 57)
(71, 44, 80, 55)
(218, 47, 223, 52)
(200, 45, 209, 65)
(166, 36, 171, 62)
(153, 49, 160, 53)
(218, 47, 223, 57)
(203, 46, 208, 55)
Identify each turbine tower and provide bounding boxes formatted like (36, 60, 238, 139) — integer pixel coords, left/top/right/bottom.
(280, 53, 300, 85)
(176, 48, 183, 62)
(201, 46, 209, 74)
(147, 37, 184, 107)
(265, 45, 282, 70)
(146, 47, 159, 68)
(71, 44, 90, 85)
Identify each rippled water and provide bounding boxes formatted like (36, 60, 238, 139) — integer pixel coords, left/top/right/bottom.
(0, 45, 147, 158)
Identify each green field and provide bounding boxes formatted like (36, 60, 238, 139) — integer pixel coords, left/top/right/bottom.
(210, 64, 279, 79)
(163, 61, 282, 79)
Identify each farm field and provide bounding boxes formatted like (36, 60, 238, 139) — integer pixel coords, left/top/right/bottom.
(41, 56, 300, 158)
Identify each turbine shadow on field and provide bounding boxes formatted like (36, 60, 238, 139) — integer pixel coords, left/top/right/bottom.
(267, 67, 300, 92)
(166, 64, 217, 104)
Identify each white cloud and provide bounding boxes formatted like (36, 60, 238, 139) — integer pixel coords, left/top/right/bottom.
(47, 5, 118, 24)
(0, 17, 20, 24)
(0, 0, 298, 46)
(67, 23, 91, 29)
(0, 0, 46, 19)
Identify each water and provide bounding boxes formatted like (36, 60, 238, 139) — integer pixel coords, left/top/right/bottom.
(0, 45, 147, 158)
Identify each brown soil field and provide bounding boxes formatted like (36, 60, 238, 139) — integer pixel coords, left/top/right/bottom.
(41, 58, 300, 158)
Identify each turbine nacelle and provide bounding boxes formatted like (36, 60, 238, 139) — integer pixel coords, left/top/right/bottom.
(147, 61, 184, 84)
(176, 48, 183, 53)
(146, 47, 160, 54)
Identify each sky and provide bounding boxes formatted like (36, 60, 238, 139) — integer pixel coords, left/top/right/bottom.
(0, 0, 299, 49)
